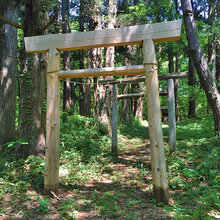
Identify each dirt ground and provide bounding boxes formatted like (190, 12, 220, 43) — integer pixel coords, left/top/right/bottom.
(0, 138, 173, 220)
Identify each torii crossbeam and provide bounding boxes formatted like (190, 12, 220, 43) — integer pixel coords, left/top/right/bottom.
(24, 20, 182, 204)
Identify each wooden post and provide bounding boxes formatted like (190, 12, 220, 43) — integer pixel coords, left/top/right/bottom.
(45, 48, 61, 196)
(167, 79, 176, 153)
(112, 84, 118, 159)
(143, 39, 169, 204)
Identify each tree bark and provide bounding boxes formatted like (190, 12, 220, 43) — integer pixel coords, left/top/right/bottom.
(0, 8, 17, 151)
(120, 47, 133, 124)
(188, 51, 196, 117)
(101, 0, 117, 126)
(18, 0, 48, 157)
(78, 0, 86, 116)
(216, 41, 220, 92)
(112, 84, 118, 159)
(120, 79, 131, 123)
(207, 0, 217, 80)
(62, 0, 73, 118)
(135, 97, 143, 121)
(87, 0, 102, 119)
(168, 44, 174, 74)
(216, 1, 220, 92)
(174, 52, 179, 122)
(168, 44, 176, 153)
(181, 0, 220, 136)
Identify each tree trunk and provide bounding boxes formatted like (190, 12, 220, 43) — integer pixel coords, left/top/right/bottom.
(62, 0, 73, 118)
(120, 81, 131, 123)
(87, 0, 102, 119)
(78, 0, 86, 115)
(112, 84, 118, 159)
(131, 82, 143, 121)
(174, 52, 179, 122)
(18, 0, 48, 157)
(181, 0, 220, 136)
(216, 1, 220, 92)
(135, 97, 143, 121)
(168, 44, 179, 122)
(120, 47, 133, 124)
(216, 41, 220, 92)
(207, 0, 216, 80)
(168, 44, 176, 153)
(188, 52, 196, 117)
(0, 8, 17, 151)
(168, 44, 174, 74)
(101, 0, 117, 126)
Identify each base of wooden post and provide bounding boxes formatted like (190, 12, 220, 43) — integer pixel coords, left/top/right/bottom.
(44, 183, 59, 196)
(153, 185, 169, 204)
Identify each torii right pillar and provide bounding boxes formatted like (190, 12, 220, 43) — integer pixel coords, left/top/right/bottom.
(143, 39, 169, 204)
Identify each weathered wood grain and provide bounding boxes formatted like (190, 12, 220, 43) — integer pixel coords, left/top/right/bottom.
(143, 39, 169, 204)
(25, 20, 182, 53)
(44, 48, 61, 196)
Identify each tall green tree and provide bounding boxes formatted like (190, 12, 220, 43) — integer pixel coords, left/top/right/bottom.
(188, 51, 196, 118)
(87, 0, 102, 119)
(100, 0, 117, 126)
(17, 0, 49, 157)
(78, 0, 86, 116)
(0, 4, 18, 151)
(62, 0, 73, 118)
(181, 0, 220, 136)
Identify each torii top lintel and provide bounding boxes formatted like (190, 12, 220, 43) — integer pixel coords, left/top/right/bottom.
(24, 20, 182, 53)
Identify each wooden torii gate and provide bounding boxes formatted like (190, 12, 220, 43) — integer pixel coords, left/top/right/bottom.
(100, 72, 188, 154)
(24, 20, 182, 204)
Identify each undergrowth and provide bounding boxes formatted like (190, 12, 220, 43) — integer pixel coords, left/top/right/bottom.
(0, 114, 219, 219)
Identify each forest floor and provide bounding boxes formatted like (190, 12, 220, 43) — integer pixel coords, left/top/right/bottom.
(0, 114, 219, 219)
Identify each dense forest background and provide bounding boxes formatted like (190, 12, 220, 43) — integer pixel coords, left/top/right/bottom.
(0, 0, 219, 219)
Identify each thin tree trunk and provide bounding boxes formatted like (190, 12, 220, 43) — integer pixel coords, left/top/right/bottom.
(168, 43, 174, 73)
(0, 8, 17, 151)
(120, 47, 132, 123)
(120, 80, 131, 123)
(112, 84, 118, 159)
(101, 0, 117, 126)
(181, 0, 220, 136)
(174, 52, 179, 121)
(62, 0, 73, 118)
(216, 42, 220, 92)
(216, 1, 220, 92)
(168, 44, 176, 153)
(131, 82, 143, 121)
(78, 0, 85, 115)
(135, 97, 143, 121)
(188, 52, 196, 117)
(87, 0, 102, 119)
(207, 0, 216, 80)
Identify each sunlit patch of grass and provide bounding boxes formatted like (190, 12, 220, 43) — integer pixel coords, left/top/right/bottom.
(0, 114, 219, 219)
(164, 115, 219, 219)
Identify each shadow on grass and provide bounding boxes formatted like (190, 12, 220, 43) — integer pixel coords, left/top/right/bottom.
(119, 121, 149, 140)
(58, 181, 167, 219)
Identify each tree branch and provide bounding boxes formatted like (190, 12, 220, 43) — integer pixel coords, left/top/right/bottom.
(40, 11, 59, 33)
(0, 14, 24, 29)
(0, 10, 58, 33)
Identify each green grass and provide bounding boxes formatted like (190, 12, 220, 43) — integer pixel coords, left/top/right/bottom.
(0, 114, 219, 219)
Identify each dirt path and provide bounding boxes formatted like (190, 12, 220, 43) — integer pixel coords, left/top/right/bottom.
(1, 137, 172, 219)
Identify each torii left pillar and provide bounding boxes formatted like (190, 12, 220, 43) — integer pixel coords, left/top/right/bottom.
(45, 48, 61, 196)
(143, 39, 169, 204)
